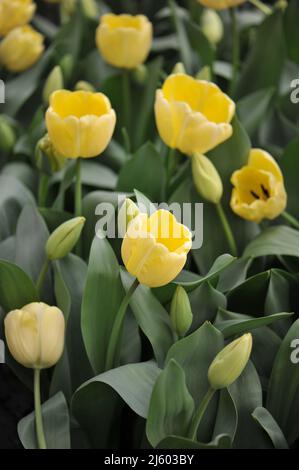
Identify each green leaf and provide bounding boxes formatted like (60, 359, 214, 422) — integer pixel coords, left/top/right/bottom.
(252, 407, 289, 449)
(80, 161, 117, 189)
(0, 260, 38, 311)
(265, 269, 293, 337)
(187, 21, 215, 68)
(284, 0, 299, 64)
(214, 308, 293, 338)
(146, 359, 194, 447)
(134, 189, 157, 215)
(227, 271, 270, 314)
(166, 322, 223, 441)
(236, 11, 286, 98)
(213, 389, 237, 443)
(81, 235, 124, 374)
(121, 270, 174, 367)
(281, 137, 299, 218)
(267, 319, 299, 444)
(237, 88, 274, 137)
(244, 226, 299, 259)
(189, 282, 227, 331)
(217, 257, 252, 292)
(157, 434, 231, 449)
(117, 142, 166, 201)
(18, 392, 70, 449)
(73, 361, 160, 420)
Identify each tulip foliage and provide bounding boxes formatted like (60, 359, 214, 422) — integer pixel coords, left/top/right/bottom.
(1, 0, 299, 451)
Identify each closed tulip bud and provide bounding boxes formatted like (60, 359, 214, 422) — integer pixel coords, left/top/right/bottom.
(74, 80, 96, 92)
(172, 62, 186, 75)
(82, 0, 98, 19)
(208, 333, 252, 390)
(96, 14, 153, 69)
(196, 66, 211, 81)
(4, 302, 65, 369)
(36, 134, 66, 173)
(46, 217, 85, 260)
(133, 64, 148, 84)
(122, 209, 192, 287)
(43, 66, 64, 104)
(192, 153, 223, 204)
(197, 0, 246, 9)
(0, 0, 36, 37)
(0, 25, 44, 73)
(46, 90, 116, 159)
(201, 9, 223, 45)
(0, 115, 16, 153)
(170, 286, 193, 337)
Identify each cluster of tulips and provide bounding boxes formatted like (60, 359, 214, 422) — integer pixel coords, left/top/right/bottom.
(0, 0, 296, 451)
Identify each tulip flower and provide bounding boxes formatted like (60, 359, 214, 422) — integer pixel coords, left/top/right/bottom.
(230, 149, 287, 223)
(170, 286, 193, 337)
(121, 209, 192, 288)
(208, 333, 253, 389)
(45, 90, 116, 159)
(198, 0, 246, 9)
(96, 14, 153, 69)
(192, 153, 223, 204)
(0, 0, 36, 37)
(0, 25, 44, 72)
(155, 74, 235, 156)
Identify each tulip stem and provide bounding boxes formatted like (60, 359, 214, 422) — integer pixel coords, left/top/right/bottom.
(36, 259, 50, 297)
(122, 70, 131, 141)
(105, 278, 139, 371)
(229, 8, 240, 97)
(34, 369, 47, 450)
(75, 158, 82, 217)
(216, 203, 238, 257)
(281, 211, 299, 231)
(38, 173, 49, 207)
(249, 0, 272, 15)
(188, 387, 215, 441)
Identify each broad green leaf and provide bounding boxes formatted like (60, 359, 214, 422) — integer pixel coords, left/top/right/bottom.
(121, 270, 174, 367)
(281, 137, 299, 218)
(73, 361, 160, 420)
(267, 319, 299, 444)
(81, 235, 124, 374)
(237, 88, 274, 137)
(80, 161, 117, 190)
(187, 21, 215, 68)
(146, 359, 194, 447)
(236, 11, 286, 98)
(117, 142, 166, 202)
(214, 308, 293, 338)
(265, 270, 293, 337)
(134, 189, 157, 215)
(252, 407, 288, 449)
(244, 226, 299, 259)
(0, 236, 16, 263)
(284, 0, 299, 64)
(0, 260, 38, 311)
(18, 392, 70, 449)
(157, 434, 231, 449)
(251, 326, 281, 388)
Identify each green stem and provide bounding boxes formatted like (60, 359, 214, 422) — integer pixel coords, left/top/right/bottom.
(36, 259, 50, 296)
(229, 8, 240, 97)
(75, 158, 82, 217)
(122, 69, 131, 140)
(188, 387, 215, 441)
(281, 211, 299, 230)
(105, 278, 139, 371)
(34, 369, 47, 450)
(38, 174, 49, 207)
(249, 0, 272, 15)
(216, 203, 238, 257)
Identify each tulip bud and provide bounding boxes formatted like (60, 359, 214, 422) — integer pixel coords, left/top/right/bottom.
(172, 62, 186, 75)
(74, 80, 96, 93)
(118, 198, 140, 236)
(201, 9, 223, 45)
(208, 333, 252, 390)
(170, 286, 193, 337)
(0, 115, 16, 154)
(192, 153, 223, 204)
(36, 134, 66, 174)
(82, 0, 98, 19)
(60, 0, 76, 22)
(46, 217, 86, 260)
(196, 65, 211, 81)
(133, 64, 148, 85)
(4, 302, 65, 369)
(43, 66, 64, 104)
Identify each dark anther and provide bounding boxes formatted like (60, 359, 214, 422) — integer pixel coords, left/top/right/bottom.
(250, 190, 259, 199)
(261, 184, 270, 198)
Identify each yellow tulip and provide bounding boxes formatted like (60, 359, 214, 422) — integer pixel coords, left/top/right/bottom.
(4, 302, 65, 369)
(96, 14, 153, 69)
(121, 209, 192, 287)
(45, 90, 116, 159)
(198, 0, 246, 9)
(208, 333, 252, 390)
(230, 149, 287, 223)
(0, 25, 44, 72)
(155, 74, 235, 156)
(0, 0, 36, 37)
